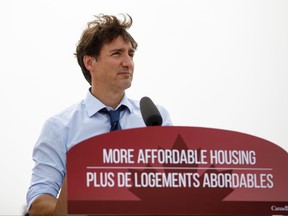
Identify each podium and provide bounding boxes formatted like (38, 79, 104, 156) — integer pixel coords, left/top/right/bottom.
(54, 126, 288, 216)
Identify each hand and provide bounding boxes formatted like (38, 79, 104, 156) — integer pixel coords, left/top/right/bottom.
(29, 194, 57, 216)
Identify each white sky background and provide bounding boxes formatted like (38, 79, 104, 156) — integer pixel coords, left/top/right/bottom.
(0, 0, 287, 214)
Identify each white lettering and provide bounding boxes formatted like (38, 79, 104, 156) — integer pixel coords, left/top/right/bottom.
(86, 172, 115, 187)
(210, 150, 256, 165)
(117, 172, 132, 187)
(134, 172, 200, 188)
(202, 173, 274, 189)
(103, 148, 134, 164)
(137, 149, 208, 165)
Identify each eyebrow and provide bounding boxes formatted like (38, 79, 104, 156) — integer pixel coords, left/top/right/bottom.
(110, 48, 135, 53)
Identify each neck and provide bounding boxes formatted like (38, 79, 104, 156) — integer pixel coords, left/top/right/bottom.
(90, 87, 124, 109)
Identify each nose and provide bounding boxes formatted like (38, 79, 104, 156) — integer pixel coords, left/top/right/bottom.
(121, 54, 134, 67)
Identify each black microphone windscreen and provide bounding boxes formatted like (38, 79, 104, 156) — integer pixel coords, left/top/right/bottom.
(140, 96, 163, 126)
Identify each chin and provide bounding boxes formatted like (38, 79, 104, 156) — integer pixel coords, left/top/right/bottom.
(122, 81, 132, 90)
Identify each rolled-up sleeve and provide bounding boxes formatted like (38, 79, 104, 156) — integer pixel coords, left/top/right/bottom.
(26, 117, 67, 210)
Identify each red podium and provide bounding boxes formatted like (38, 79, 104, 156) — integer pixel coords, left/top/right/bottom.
(54, 126, 288, 215)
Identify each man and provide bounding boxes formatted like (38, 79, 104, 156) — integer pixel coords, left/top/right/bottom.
(26, 14, 172, 215)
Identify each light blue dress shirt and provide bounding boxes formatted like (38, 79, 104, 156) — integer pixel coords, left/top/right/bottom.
(26, 90, 172, 209)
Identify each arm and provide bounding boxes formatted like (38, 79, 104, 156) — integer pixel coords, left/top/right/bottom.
(29, 194, 57, 216)
(26, 118, 67, 215)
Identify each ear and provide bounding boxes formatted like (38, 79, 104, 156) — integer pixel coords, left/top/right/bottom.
(83, 55, 95, 72)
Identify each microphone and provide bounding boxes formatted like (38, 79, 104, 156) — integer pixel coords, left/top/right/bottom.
(140, 96, 163, 126)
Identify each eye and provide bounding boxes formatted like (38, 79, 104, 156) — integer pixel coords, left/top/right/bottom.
(129, 51, 135, 58)
(112, 51, 121, 56)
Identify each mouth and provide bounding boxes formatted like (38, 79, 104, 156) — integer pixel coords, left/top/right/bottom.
(118, 72, 131, 78)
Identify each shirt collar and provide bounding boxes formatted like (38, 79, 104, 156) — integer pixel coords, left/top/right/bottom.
(84, 89, 132, 117)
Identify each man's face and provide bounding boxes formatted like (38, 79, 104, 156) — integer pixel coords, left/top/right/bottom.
(91, 36, 135, 94)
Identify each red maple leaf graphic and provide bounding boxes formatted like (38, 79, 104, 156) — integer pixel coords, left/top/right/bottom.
(128, 134, 234, 206)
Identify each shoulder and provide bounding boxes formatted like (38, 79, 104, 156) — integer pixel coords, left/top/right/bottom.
(155, 104, 173, 126)
(126, 97, 140, 110)
(45, 100, 85, 129)
(126, 96, 173, 126)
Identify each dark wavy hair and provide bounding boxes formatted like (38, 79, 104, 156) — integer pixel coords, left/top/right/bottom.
(75, 14, 138, 85)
